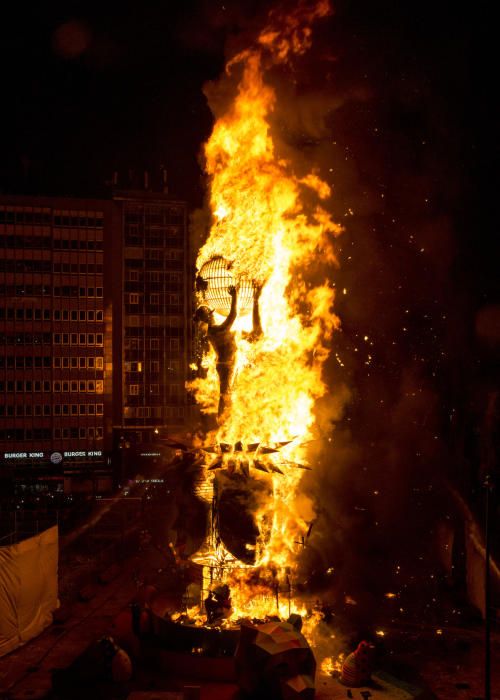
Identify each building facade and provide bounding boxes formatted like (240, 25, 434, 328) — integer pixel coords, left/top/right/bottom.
(0, 190, 191, 495)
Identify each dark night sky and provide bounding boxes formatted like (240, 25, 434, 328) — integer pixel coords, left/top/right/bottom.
(0, 0, 497, 313)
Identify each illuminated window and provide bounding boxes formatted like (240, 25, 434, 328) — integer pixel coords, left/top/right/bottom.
(95, 380, 103, 393)
(95, 357, 104, 370)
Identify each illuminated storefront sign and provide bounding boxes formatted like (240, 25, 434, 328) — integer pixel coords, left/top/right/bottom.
(4, 450, 103, 460)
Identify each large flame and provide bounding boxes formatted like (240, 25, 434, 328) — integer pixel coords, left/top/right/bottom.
(191, 0, 341, 620)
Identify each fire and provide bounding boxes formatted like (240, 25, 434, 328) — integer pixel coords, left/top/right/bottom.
(189, 0, 341, 621)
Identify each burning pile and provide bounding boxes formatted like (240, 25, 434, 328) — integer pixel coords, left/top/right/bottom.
(189, 0, 341, 623)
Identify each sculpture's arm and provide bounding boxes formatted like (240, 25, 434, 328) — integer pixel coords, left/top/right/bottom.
(217, 285, 238, 332)
(252, 283, 262, 339)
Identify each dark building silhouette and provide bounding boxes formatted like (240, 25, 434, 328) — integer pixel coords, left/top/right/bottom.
(0, 189, 191, 495)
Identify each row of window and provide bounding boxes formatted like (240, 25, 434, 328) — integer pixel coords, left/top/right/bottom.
(123, 406, 185, 419)
(0, 308, 103, 322)
(0, 403, 104, 417)
(126, 293, 182, 305)
(0, 260, 104, 274)
(0, 355, 104, 370)
(0, 209, 104, 228)
(0, 285, 103, 297)
(0, 236, 104, 251)
(0, 427, 103, 441)
(0, 379, 103, 393)
(53, 333, 104, 346)
(0, 332, 103, 345)
(124, 337, 181, 351)
(123, 360, 180, 373)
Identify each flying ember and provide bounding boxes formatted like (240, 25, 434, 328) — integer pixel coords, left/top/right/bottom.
(189, 0, 341, 623)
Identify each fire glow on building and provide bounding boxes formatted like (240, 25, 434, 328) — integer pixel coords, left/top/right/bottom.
(186, 0, 341, 626)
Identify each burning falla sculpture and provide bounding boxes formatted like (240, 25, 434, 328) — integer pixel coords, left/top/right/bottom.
(185, 0, 339, 642)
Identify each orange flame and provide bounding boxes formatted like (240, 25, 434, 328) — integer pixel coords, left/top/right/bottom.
(191, 0, 341, 620)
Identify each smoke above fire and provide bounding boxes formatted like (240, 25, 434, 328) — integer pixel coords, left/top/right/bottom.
(189, 0, 470, 628)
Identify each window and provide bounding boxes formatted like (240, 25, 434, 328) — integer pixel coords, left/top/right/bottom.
(43, 405, 51, 416)
(150, 293, 160, 305)
(88, 404, 95, 415)
(87, 333, 95, 345)
(62, 309, 69, 321)
(79, 427, 86, 438)
(95, 357, 104, 370)
(95, 427, 103, 439)
(96, 287, 103, 297)
(129, 384, 139, 395)
(88, 357, 95, 369)
(69, 357, 77, 368)
(150, 338, 159, 350)
(79, 357, 86, 368)
(96, 333, 103, 346)
(62, 333, 69, 345)
(53, 381, 61, 392)
(96, 404, 103, 416)
(88, 427, 95, 438)
(79, 310, 85, 321)
(88, 287, 94, 297)
(96, 310, 103, 322)
(71, 405, 78, 415)
(43, 380, 50, 391)
(79, 333, 86, 345)
(62, 381, 70, 392)
(79, 380, 86, 392)
(150, 360, 160, 373)
(150, 384, 159, 395)
(71, 310, 78, 321)
(71, 333, 78, 345)
(88, 310, 95, 321)
(71, 381, 78, 392)
(79, 405, 86, 415)
(53, 333, 61, 344)
(87, 380, 95, 392)
(128, 293, 139, 304)
(95, 380, 103, 393)
(53, 357, 61, 368)
(170, 338, 180, 351)
(54, 405, 61, 416)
